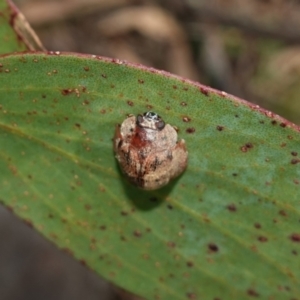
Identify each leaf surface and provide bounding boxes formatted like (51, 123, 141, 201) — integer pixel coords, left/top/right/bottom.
(0, 52, 300, 300)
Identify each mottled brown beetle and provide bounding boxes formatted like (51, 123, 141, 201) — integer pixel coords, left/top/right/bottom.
(114, 112, 188, 190)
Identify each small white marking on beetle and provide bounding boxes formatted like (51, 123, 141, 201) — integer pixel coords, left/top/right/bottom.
(113, 112, 188, 190)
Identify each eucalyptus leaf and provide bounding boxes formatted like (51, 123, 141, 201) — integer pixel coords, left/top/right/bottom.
(0, 0, 44, 54)
(0, 52, 300, 300)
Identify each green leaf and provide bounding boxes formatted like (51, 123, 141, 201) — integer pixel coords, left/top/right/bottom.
(0, 52, 300, 300)
(0, 0, 44, 54)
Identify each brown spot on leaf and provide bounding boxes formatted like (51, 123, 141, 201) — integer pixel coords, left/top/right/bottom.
(291, 159, 300, 164)
(280, 122, 287, 128)
(127, 100, 134, 106)
(291, 151, 298, 156)
(182, 116, 191, 122)
(186, 127, 195, 134)
(279, 210, 287, 216)
(9, 165, 18, 176)
(227, 204, 237, 212)
(138, 79, 144, 84)
(241, 143, 253, 152)
(216, 125, 224, 131)
(49, 230, 62, 241)
(186, 292, 197, 299)
(62, 248, 74, 256)
(200, 87, 209, 96)
(79, 259, 87, 266)
(208, 243, 219, 252)
(61, 218, 67, 223)
(258, 236, 268, 242)
(61, 88, 73, 95)
(99, 186, 106, 193)
(290, 233, 300, 242)
(84, 204, 92, 211)
(84, 66, 89, 71)
(180, 102, 187, 106)
(247, 289, 259, 297)
(186, 261, 194, 267)
(254, 223, 261, 229)
(133, 230, 142, 238)
(143, 254, 150, 260)
(23, 219, 33, 228)
(167, 241, 176, 248)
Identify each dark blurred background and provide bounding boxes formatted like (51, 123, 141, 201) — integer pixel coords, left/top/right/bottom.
(2, 0, 300, 299)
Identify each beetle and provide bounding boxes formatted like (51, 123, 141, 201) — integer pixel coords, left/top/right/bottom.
(114, 112, 188, 190)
